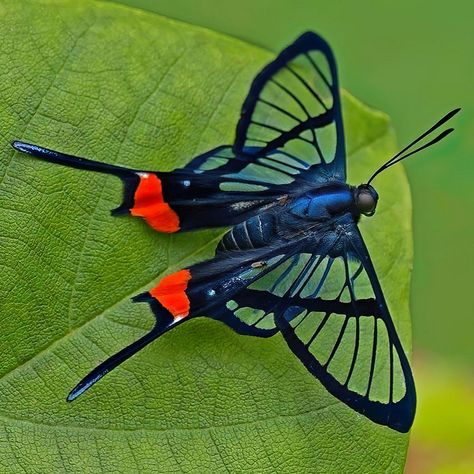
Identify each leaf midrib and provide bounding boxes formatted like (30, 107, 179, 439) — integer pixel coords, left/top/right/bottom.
(0, 401, 340, 434)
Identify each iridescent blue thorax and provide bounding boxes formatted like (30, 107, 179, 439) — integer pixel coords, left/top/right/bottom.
(289, 184, 355, 221)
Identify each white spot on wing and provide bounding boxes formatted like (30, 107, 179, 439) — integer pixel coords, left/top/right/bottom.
(231, 201, 258, 211)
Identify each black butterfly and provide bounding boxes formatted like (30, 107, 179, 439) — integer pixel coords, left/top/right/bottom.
(12, 32, 459, 432)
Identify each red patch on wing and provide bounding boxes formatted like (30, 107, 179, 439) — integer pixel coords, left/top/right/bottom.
(150, 269, 191, 319)
(130, 173, 180, 233)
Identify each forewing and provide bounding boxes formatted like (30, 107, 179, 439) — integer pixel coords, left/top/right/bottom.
(233, 31, 346, 182)
(251, 221, 415, 432)
(162, 30, 347, 227)
(14, 32, 346, 235)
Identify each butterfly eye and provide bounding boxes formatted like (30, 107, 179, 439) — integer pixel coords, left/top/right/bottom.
(356, 187, 378, 216)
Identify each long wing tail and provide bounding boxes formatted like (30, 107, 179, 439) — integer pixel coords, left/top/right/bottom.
(12, 141, 136, 177)
(67, 316, 175, 402)
(12, 141, 181, 232)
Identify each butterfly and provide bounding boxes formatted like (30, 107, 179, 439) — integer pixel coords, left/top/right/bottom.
(12, 32, 459, 432)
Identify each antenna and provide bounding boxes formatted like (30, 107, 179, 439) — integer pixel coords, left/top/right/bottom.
(367, 108, 460, 185)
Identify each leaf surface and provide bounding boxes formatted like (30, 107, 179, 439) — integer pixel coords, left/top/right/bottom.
(0, 0, 412, 472)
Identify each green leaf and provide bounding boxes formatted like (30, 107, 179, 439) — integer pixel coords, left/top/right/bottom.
(0, 0, 412, 472)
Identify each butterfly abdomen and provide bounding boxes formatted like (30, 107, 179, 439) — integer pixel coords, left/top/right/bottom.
(217, 213, 277, 252)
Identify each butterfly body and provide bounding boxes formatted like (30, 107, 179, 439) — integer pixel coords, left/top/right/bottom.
(217, 182, 361, 256)
(14, 31, 462, 433)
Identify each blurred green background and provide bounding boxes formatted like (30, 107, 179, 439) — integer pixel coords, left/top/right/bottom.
(109, 1, 473, 471)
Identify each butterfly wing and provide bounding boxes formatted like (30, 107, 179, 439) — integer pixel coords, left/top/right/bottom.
(68, 204, 332, 400)
(233, 31, 346, 183)
(67, 208, 415, 433)
(152, 31, 347, 230)
(203, 213, 415, 431)
(13, 32, 346, 232)
(179, 31, 346, 198)
(67, 239, 297, 401)
(262, 219, 416, 432)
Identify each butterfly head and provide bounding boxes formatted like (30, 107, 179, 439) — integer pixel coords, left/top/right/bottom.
(354, 184, 378, 216)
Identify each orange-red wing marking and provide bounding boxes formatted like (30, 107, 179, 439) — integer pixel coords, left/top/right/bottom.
(131, 173, 180, 232)
(149, 269, 192, 319)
